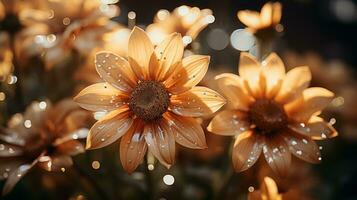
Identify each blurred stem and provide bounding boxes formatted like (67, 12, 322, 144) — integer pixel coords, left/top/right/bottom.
(72, 162, 111, 200)
(256, 38, 272, 62)
(145, 153, 155, 200)
(9, 35, 24, 111)
(215, 164, 234, 200)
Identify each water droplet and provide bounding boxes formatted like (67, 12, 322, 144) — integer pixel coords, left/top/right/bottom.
(296, 150, 302, 155)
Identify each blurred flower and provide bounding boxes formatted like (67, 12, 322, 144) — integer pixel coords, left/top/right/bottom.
(74, 27, 225, 173)
(208, 52, 337, 176)
(237, 2, 282, 35)
(16, 0, 119, 69)
(0, 33, 13, 82)
(147, 5, 214, 46)
(75, 25, 131, 86)
(0, 99, 92, 195)
(283, 51, 357, 141)
(248, 177, 283, 200)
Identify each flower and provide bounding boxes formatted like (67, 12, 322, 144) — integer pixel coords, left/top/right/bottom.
(0, 99, 92, 195)
(146, 5, 214, 46)
(16, 0, 119, 69)
(248, 177, 282, 200)
(74, 27, 226, 173)
(237, 2, 282, 35)
(208, 52, 337, 176)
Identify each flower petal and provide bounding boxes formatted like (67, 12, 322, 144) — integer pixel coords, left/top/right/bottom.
(165, 55, 210, 94)
(238, 52, 262, 98)
(163, 112, 207, 149)
(128, 27, 154, 80)
(232, 130, 262, 172)
(55, 140, 85, 156)
(261, 176, 281, 200)
(215, 73, 254, 111)
(275, 66, 311, 104)
(95, 52, 137, 92)
(74, 83, 128, 112)
(2, 158, 38, 196)
(86, 107, 133, 149)
(170, 86, 226, 117)
(260, 2, 274, 26)
(237, 10, 261, 29)
(282, 131, 321, 164)
(288, 116, 338, 140)
(263, 136, 291, 176)
(150, 33, 184, 81)
(0, 143, 23, 157)
(262, 53, 285, 98)
(120, 120, 147, 174)
(286, 87, 334, 122)
(207, 110, 250, 136)
(144, 122, 175, 168)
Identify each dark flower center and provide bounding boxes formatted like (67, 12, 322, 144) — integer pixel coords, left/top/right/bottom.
(249, 99, 287, 135)
(0, 14, 23, 34)
(129, 80, 170, 122)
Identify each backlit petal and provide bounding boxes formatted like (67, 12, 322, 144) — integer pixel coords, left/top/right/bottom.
(275, 66, 311, 104)
(151, 33, 184, 81)
(261, 176, 282, 200)
(263, 136, 291, 176)
(170, 86, 226, 117)
(282, 131, 321, 164)
(260, 2, 273, 26)
(120, 120, 147, 174)
(144, 122, 175, 168)
(128, 27, 154, 80)
(238, 52, 262, 98)
(86, 107, 133, 149)
(163, 112, 207, 149)
(286, 87, 334, 122)
(232, 130, 263, 172)
(95, 52, 137, 92)
(262, 53, 285, 98)
(207, 110, 250, 136)
(215, 73, 254, 111)
(237, 10, 261, 29)
(165, 55, 210, 94)
(74, 83, 129, 112)
(55, 140, 85, 156)
(288, 116, 338, 140)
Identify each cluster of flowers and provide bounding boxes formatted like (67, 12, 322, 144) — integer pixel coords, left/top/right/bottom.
(0, 1, 338, 199)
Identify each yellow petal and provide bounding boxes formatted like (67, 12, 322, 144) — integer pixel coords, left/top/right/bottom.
(215, 73, 254, 111)
(262, 53, 285, 98)
(207, 110, 250, 136)
(238, 52, 262, 98)
(165, 55, 210, 94)
(151, 33, 184, 81)
(120, 120, 147, 174)
(261, 177, 281, 200)
(272, 2, 282, 25)
(128, 27, 154, 80)
(169, 86, 226, 117)
(74, 83, 128, 112)
(286, 87, 334, 122)
(237, 10, 261, 30)
(275, 66, 311, 104)
(86, 107, 133, 149)
(232, 130, 262, 172)
(260, 2, 274, 27)
(95, 52, 137, 92)
(288, 116, 338, 140)
(163, 112, 207, 149)
(144, 122, 175, 168)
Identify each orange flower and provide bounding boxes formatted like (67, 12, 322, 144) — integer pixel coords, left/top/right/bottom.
(208, 52, 337, 176)
(237, 2, 282, 34)
(17, 0, 118, 69)
(74, 27, 226, 173)
(0, 100, 92, 195)
(147, 5, 214, 46)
